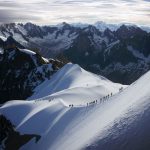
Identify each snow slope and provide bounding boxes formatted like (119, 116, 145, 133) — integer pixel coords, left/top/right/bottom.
(0, 35, 7, 41)
(28, 63, 124, 105)
(1, 64, 150, 150)
(19, 49, 36, 55)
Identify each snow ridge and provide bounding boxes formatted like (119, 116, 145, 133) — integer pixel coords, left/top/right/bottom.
(1, 64, 150, 150)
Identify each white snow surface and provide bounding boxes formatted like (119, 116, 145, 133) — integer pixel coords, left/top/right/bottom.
(0, 35, 7, 41)
(94, 21, 120, 31)
(1, 64, 150, 150)
(19, 49, 36, 55)
(28, 63, 124, 104)
(42, 57, 49, 63)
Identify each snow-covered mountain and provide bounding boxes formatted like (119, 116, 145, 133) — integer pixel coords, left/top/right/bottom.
(0, 22, 149, 57)
(94, 21, 120, 31)
(28, 63, 125, 104)
(0, 22, 150, 84)
(94, 21, 150, 32)
(0, 38, 64, 103)
(66, 21, 150, 32)
(1, 63, 150, 150)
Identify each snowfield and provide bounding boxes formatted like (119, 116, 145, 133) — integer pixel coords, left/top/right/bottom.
(1, 64, 150, 150)
(28, 63, 125, 105)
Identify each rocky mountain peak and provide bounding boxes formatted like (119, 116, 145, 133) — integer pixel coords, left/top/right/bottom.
(116, 24, 147, 39)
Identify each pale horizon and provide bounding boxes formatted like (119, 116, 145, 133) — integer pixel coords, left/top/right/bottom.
(0, 0, 150, 26)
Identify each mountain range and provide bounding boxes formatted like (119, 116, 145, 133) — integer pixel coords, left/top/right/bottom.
(0, 22, 150, 85)
(0, 21, 150, 150)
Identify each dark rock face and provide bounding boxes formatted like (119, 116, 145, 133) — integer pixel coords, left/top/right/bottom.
(0, 114, 14, 146)
(0, 114, 41, 150)
(0, 37, 64, 103)
(0, 36, 24, 50)
(0, 48, 43, 102)
(63, 26, 150, 84)
(0, 23, 150, 85)
(115, 25, 147, 39)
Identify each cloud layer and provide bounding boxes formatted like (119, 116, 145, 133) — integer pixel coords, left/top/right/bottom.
(0, 0, 149, 25)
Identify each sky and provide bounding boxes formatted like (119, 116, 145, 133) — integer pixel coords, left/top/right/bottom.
(0, 0, 150, 26)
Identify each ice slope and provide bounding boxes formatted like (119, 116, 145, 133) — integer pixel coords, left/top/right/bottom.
(28, 63, 124, 105)
(1, 66, 150, 150)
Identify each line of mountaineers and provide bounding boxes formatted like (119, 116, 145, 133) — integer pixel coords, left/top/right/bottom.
(34, 87, 124, 107)
(69, 87, 124, 107)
